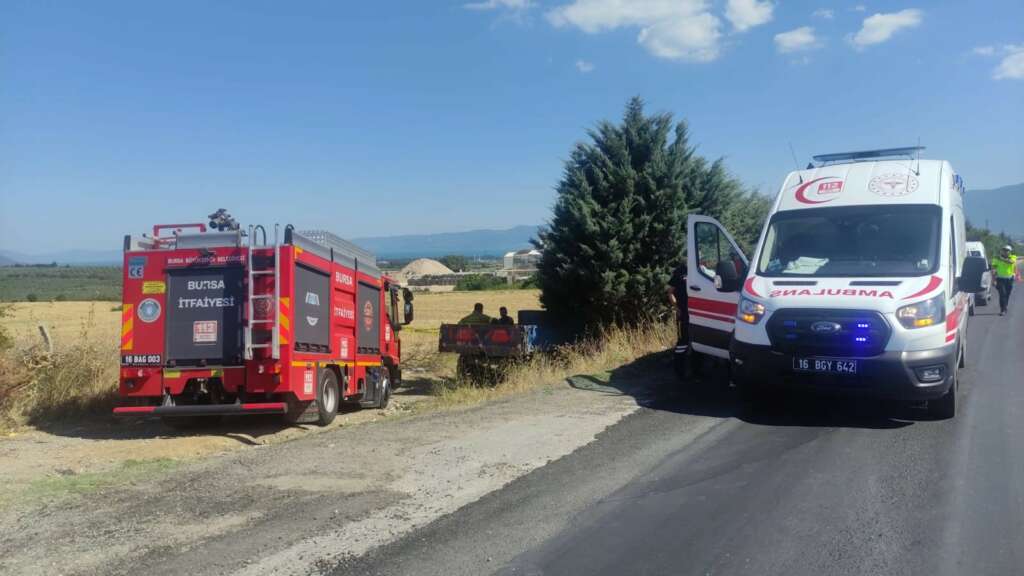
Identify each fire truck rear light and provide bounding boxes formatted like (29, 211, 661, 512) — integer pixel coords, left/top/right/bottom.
(137, 369, 144, 377)
(258, 364, 265, 374)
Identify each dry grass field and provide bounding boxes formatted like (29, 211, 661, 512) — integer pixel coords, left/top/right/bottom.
(1, 289, 673, 431)
(5, 301, 121, 349)
(3, 291, 539, 351)
(0, 291, 543, 429)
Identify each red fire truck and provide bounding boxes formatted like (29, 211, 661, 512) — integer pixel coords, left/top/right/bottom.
(113, 219, 413, 426)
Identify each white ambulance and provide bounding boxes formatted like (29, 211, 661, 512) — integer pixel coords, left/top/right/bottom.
(687, 147, 986, 418)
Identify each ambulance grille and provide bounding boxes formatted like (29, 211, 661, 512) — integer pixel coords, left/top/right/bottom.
(766, 309, 891, 358)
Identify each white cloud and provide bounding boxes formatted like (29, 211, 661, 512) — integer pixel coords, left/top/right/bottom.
(994, 45, 1024, 80)
(812, 8, 834, 19)
(463, 0, 532, 10)
(853, 4, 866, 11)
(725, 0, 774, 32)
(575, 59, 596, 73)
(546, 0, 723, 62)
(973, 45, 995, 56)
(775, 26, 821, 53)
(849, 9, 922, 49)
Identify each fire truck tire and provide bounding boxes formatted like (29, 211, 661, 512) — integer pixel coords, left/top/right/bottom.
(316, 370, 340, 426)
(377, 372, 391, 410)
(359, 368, 391, 409)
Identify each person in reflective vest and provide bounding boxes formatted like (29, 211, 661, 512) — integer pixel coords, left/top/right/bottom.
(992, 245, 1018, 316)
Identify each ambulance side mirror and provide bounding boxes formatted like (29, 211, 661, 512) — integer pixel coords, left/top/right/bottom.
(959, 256, 987, 293)
(714, 260, 741, 293)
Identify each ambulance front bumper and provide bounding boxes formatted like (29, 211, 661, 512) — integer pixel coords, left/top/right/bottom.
(730, 339, 957, 401)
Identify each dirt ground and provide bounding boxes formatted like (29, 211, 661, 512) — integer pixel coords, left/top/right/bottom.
(0, 363, 666, 576)
(0, 383, 432, 510)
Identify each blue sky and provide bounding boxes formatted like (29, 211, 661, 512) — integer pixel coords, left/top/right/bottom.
(2, 0, 1022, 253)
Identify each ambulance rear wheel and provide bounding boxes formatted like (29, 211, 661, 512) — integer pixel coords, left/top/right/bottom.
(316, 370, 340, 426)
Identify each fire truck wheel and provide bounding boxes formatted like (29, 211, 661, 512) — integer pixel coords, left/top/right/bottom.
(377, 372, 391, 410)
(316, 370, 340, 426)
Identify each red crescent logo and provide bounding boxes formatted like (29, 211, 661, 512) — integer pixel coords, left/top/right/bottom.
(794, 176, 842, 205)
(902, 275, 943, 300)
(743, 276, 762, 298)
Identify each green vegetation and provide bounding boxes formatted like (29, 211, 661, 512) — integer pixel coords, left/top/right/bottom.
(454, 274, 537, 291)
(20, 458, 178, 502)
(0, 303, 13, 352)
(438, 255, 470, 272)
(535, 97, 770, 333)
(966, 221, 1024, 261)
(0, 266, 121, 302)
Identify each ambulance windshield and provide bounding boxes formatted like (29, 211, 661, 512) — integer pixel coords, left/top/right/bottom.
(758, 205, 942, 277)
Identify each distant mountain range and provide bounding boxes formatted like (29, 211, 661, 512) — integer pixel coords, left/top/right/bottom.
(965, 183, 1024, 237)
(0, 249, 123, 266)
(352, 225, 540, 259)
(0, 225, 541, 265)
(3, 184, 1020, 266)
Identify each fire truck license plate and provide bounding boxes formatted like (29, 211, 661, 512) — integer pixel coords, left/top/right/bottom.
(792, 358, 858, 375)
(122, 354, 161, 366)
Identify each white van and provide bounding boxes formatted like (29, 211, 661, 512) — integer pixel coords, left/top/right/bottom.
(965, 240, 993, 312)
(686, 147, 986, 418)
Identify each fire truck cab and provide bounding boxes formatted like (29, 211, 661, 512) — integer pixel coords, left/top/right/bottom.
(114, 220, 412, 426)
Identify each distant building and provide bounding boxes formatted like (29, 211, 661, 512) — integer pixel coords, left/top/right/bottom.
(500, 249, 541, 283)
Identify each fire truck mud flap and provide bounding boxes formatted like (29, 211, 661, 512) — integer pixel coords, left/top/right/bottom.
(113, 402, 287, 417)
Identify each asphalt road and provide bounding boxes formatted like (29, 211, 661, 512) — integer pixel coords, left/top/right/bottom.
(337, 293, 1024, 576)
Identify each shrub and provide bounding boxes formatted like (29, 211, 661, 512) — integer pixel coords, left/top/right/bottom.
(26, 294, 38, 302)
(455, 274, 508, 291)
(0, 308, 118, 431)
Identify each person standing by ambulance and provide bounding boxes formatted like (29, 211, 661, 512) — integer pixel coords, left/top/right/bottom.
(992, 245, 1018, 316)
(667, 261, 692, 378)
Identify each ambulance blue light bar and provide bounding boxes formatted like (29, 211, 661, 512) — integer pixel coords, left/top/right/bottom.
(812, 147, 926, 164)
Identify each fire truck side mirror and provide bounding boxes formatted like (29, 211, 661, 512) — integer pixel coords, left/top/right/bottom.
(402, 288, 414, 325)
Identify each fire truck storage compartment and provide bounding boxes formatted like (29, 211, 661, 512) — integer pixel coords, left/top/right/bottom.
(357, 281, 381, 354)
(295, 263, 330, 352)
(166, 266, 244, 366)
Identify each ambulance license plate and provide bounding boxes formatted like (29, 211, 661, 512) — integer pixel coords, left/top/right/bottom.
(792, 358, 858, 375)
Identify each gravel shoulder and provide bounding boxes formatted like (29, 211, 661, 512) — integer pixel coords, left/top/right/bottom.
(0, 365, 665, 576)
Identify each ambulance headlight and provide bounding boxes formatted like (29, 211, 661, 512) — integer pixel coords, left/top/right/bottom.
(738, 298, 766, 324)
(897, 293, 945, 329)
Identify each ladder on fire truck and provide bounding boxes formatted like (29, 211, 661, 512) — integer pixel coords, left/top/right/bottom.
(244, 224, 280, 360)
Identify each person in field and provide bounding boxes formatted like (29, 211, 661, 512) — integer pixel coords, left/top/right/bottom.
(459, 302, 492, 324)
(492, 306, 515, 325)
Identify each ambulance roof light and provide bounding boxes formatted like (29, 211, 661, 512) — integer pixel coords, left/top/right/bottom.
(812, 146, 926, 165)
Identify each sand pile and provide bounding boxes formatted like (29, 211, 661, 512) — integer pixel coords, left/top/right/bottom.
(399, 258, 455, 280)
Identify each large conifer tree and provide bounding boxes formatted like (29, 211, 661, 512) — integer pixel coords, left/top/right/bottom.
(535, 97, 760, 334)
